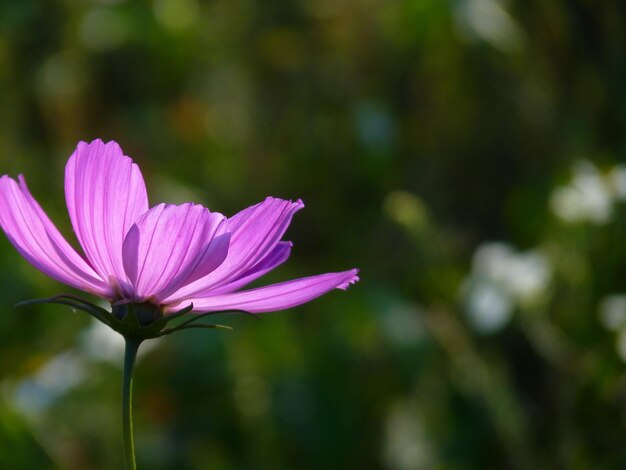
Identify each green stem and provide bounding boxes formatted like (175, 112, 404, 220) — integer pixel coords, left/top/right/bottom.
(122, 338, 141, 470)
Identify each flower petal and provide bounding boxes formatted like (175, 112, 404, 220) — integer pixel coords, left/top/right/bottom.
(0, 175, 108, 295)
(163, 197, 303, 302)
(175, 269, 359, 314)
(122, 203, 230, 302)
(208, 241, 292, 295)
(65, 140, 149, 287)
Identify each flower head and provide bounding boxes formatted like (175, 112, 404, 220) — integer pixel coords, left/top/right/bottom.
(0, 140, 358, 335)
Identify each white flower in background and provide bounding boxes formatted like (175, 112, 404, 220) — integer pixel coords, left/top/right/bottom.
(598, 294, 626, 363)
(473, 243, 551, 302)
(465, 281, 513, 333)
(4, 318, 162, 420)
(550, 160, 614, 224)
(598, 295, 626, 331)
(453, 0, 526, 53)
(11, 352, 88, 417)
(608, 164, 626, 201)
(463, 242, 551, 334)
(382, 400, 433, 470)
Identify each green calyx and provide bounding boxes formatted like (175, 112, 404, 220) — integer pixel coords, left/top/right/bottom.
(16, 294, 236, 341)
(113, 300, 164, 327)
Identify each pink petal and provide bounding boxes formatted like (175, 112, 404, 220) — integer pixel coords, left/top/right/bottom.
(163, 197, 303, 302)
(0, 175, 108, 295)
(122, 203, 230, 302)
(208, 241, 292, 295)
(174, 269, 359, 313)
(65, 140, 149, 289)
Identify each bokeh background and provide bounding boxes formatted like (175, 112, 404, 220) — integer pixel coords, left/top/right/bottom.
(1, 0, 626, 468)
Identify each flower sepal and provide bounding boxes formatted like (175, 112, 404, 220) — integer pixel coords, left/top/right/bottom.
(17, 295, 232, 341)
(17, 294, 118, 329)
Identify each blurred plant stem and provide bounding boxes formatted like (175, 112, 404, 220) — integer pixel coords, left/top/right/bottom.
(424, 307, 535, 469)
(122, 338, 141, 470)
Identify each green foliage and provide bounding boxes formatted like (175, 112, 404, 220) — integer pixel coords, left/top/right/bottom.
(0, 397, 56, 469)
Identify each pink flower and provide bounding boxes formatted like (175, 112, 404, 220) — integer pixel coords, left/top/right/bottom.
(0, 140, 358, 323)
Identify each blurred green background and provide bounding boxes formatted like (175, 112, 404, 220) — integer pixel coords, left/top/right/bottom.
(2, 0, 626, 468)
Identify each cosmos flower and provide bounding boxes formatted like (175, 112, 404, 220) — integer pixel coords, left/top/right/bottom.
(0, 139, 358, 327)
(1, 139, 359, 470)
